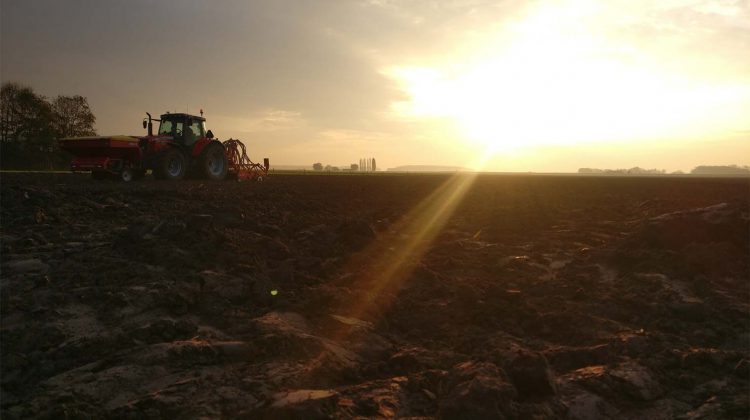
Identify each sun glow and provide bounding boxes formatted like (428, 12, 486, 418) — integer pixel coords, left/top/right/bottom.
(384, 1, 750, 155)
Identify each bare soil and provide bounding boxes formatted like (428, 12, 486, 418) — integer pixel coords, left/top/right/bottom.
(1, 173, 748, 419)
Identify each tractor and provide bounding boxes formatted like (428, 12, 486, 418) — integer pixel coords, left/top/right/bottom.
(59, 111, 269, 182)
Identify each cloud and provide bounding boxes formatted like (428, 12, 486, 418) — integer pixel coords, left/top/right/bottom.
(210, 109, 306, 136)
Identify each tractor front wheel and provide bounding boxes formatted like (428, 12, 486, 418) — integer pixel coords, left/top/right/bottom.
(120, 167, 135, 182)
(119, 168, 144, 182)
(157, 149, 187, 181)
(201, 143, 228, 181)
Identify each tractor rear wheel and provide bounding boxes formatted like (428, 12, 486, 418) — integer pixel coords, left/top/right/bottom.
(201, 143, 228, 181)
(157, 148, 187, 181)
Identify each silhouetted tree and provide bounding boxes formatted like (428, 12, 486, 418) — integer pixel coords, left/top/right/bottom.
(1, 82, 97, 169)
(313, 162, 323, 171)
(1, 82, 55, 144)
(1, 82, 57, 168)
(52, 95, 96, 138)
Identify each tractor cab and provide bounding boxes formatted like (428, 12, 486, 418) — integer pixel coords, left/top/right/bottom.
(142, 112, 214, 147)
(156, 113, 209, 147)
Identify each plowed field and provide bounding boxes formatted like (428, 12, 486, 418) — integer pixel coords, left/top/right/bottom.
(2, 173, 748, 418)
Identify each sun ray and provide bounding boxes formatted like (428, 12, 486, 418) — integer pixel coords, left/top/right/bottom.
(314, 153, 494, 356)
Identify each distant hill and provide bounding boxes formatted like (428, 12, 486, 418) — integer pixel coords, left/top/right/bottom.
(578, 165, 750, 176)
(578, 167, 666, 175)
(691, 165, 750, 175)
(387, 165, 470, 172)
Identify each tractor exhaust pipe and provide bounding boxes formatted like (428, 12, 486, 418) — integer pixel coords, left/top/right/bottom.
(145, 112, 153, 136)
(264, 158, 269, 171)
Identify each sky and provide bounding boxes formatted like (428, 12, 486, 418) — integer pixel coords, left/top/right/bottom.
(2, 0, 749, 172)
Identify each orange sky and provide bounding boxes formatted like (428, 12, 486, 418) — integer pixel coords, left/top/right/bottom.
(2, 0, 748, 172)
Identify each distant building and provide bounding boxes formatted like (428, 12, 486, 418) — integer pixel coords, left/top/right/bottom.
(356, 157, 377, 172)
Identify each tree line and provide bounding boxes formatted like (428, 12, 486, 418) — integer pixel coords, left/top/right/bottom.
(0, 82, 97, 169)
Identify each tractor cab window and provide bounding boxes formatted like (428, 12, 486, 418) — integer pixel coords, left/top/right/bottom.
(173, 121, 184, 139)
(185, 119, 204, 145)
(158, 120, 173, 136)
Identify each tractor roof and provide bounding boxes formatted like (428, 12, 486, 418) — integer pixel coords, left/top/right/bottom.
(160, 112, 205, 122)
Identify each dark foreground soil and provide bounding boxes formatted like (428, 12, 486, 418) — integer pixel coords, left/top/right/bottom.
(1, 172, 748, 419)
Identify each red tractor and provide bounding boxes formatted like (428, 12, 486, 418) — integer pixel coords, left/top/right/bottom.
(59, 111, 269, 182)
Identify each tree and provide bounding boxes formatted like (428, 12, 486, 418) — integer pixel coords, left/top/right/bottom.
(52, 95, 96, 138)
(1, 82, 97, 169)
(0, 82, 55, 145)
(313, 162, 323, 171)
(1, 82, 57, 168)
